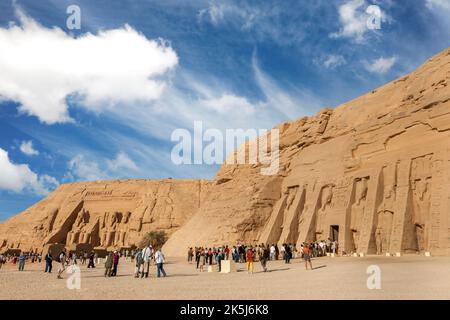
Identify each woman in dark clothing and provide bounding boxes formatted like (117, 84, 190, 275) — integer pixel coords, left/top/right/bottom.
(87, 251, 95, 268)
(45, 251, 53, 273)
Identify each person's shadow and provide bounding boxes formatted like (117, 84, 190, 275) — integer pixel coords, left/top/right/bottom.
(311, 265, 327, 270)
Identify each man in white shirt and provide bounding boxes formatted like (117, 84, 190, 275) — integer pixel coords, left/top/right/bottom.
(154, 249, 167, 278)
(319, 241, 325, 256)
(141, 245, 153, 278)
(270, 245, 276, 261)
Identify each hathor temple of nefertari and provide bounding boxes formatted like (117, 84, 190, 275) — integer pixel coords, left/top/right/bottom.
(1, 47, 450, 257)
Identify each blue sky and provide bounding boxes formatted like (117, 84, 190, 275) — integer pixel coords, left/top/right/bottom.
(0, 0, 449, 221)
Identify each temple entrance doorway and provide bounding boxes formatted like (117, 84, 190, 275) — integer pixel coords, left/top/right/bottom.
(330, 225, 339, 242)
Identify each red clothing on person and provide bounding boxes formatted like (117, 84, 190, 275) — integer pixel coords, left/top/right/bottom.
(246, 249, 254, 262)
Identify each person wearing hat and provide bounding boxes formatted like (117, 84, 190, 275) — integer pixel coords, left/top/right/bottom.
(111, 250, 120, 276)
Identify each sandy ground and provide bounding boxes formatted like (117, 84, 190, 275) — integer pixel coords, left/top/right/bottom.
(0, 255, 449, 300)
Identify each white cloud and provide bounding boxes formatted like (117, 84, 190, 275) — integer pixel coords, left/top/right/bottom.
(68, 152, 139, 181)
(322, 55, 347, 69)
(0, 148, 58, 195)
(68, 155, 102, 181)
(200, 94, 255, 114)
(0, 9, 178, 124)
(106, 152, 139, 172)
(426, 0, 450, 10)
(330, 0, 387, 43)
(364, 56, 397, 74)
(19, 140, 39, 156)
(198, 2, 253, 27)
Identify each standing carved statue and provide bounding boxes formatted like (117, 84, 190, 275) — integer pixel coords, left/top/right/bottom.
(350, 177, 369, 252)
(285, 187, 298, 211)
(316, 185, 334, 236)
(375, 184, 396, 254)
(412, 179, 431, 252)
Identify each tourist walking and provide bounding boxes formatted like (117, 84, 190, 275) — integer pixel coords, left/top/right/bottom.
(331, 241, 337, 254)
(45, 250, 53, 273)
(270, 244, 276, 261)
(134, 249, 143, 278)
(195, 248, 201, 269)
(142, 245, 153, 278)
(187, 247, 194, 263)
(284, 244, 292, 264)
(258, 244, 268, 272)
(246, 247, 254, 274)
(71, 252, 77, 265)
(57, 250, 66, 279)
(216, 249, 223, 272)
(0, 253, 4, 270)
(87, 251, 95, 268)
(111, 250, 120, 276)
(154, 248, 167, 278)
(18, 252, 26, 271)
(303, 243, 313, 270)
(200, 248, 206, 272)
(104, 252, 113, 277)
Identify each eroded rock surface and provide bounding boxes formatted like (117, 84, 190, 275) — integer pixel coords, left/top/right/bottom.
(164, 47, 450, 256)
(0, 179, 209, 252)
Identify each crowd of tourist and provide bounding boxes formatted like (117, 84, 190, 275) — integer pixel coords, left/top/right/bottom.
(0, 252, 42, 271)
(188, 239, 338, 272)
(0, 239, 338, 278)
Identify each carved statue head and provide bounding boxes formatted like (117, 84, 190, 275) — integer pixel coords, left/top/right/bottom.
(415, 180, 429, 200)
(384, 185, 395, 199)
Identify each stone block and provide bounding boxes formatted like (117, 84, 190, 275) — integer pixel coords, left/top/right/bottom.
(220, 260, 237, 273)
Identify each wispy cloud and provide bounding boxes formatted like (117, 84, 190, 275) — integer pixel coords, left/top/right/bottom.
(319, 54, 347, 69)
(426, 0, 450, 11)
(364, 56, 397, 74)
(197, 0, 307, 45)
(19, 140, 39, 156)
(67, 152, 139, 181)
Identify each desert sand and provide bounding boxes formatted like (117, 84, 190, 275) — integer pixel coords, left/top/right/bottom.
(1, 255, 449, 300)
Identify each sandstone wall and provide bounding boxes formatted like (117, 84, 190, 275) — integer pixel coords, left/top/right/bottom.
(0, 179, 210, 252)
(164, 47, 450, 256)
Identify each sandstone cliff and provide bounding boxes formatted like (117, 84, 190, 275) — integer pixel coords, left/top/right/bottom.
(0, 179, 210, 252)
(164, 47, 450, 256)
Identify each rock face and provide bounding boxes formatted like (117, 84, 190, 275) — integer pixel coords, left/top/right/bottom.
(164, 47, 450, 256)
(0, 179, 210, 252)
(1, 48, 450, 256)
